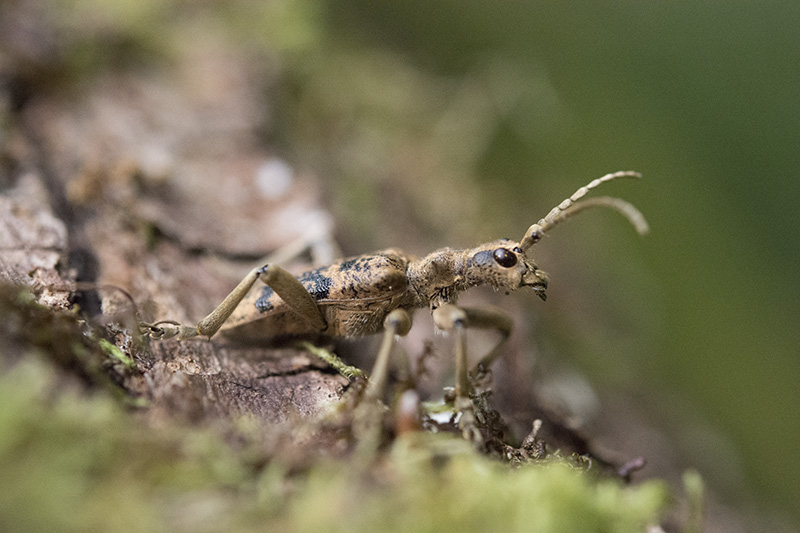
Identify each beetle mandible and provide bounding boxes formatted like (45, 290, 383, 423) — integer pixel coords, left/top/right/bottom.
(143, 170, 648, 439)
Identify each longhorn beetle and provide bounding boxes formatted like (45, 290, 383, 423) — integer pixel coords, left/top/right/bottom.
(143, 171, 648, 440)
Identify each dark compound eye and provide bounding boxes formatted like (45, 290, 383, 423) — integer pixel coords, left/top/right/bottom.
(493, 247, 517, 268)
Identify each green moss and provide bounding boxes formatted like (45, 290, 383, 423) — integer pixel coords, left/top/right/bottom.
(0, 359, 151, 531)
(98, 337, 137, 371)
(0, 356, 255, 532)
(0, 352, 668, 532)
(277, 435, 668, 532)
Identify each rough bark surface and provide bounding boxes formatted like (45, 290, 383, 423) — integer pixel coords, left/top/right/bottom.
(0, 20, 349, 430)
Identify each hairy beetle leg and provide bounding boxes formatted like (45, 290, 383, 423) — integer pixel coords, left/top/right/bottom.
(363, 308, 412, 401)
(354, 308, 413, 460)
(432, 303, 514, 442)
(144, 263, 328, 340)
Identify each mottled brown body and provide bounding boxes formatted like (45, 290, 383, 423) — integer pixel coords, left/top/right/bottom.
(219, 238, 550, 343)
(220, 250, 419, 341)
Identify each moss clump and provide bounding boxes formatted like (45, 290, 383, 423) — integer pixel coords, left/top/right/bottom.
(276, 435, 668, 532)
(0, 357, 252, 532)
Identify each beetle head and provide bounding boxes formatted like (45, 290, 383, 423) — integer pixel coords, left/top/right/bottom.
(465, 240, 549, 300)
(464, 171, 649, 301)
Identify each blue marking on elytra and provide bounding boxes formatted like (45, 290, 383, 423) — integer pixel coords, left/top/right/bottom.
(299, 268, 332, 300)
(255, 287, 275, 312)
(254, 268, 333, 313)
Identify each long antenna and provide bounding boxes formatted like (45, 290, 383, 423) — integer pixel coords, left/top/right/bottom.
(518, 171, 646, 252)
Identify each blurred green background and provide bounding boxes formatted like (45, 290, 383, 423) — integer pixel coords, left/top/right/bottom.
(7, 0, 799, 528)
(291, 2, 800, 525)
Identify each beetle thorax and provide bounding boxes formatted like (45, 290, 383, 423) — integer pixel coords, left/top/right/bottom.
(406, 248, 472, 308)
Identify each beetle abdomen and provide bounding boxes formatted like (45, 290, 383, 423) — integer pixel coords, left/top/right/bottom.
(221, 250, 415, 341)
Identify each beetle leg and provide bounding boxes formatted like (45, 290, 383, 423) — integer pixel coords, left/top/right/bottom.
(144, 264, 326, 340)
(355, 308, 413, 459)
(432, 304, 479, 441)
(432, 304, 514, 442)
(460, 306, 514, 382)
(198, 263, 327, 336)
(364, 308, 413, 402)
